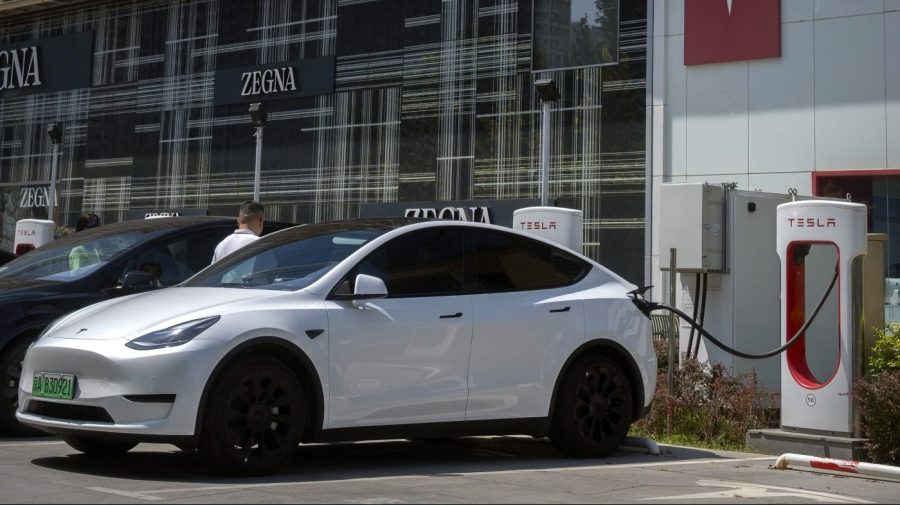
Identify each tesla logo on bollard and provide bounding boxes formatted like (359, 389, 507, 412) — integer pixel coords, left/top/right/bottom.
(519, 221, 557, 231)
(787, 217, 837, 228)
(806, 394, 816, 407)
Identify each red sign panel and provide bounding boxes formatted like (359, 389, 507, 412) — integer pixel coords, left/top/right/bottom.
(684, 0, 781, 66)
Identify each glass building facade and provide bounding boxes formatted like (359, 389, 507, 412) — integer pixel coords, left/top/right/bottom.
(0, 0, 647, 283)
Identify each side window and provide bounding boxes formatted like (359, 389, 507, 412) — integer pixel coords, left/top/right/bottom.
(353, 228, 465, 297)
(112, 229, 231, 288)
(468, 230, 588, 293)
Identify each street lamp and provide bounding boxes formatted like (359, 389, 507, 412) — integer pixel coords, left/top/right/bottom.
(46, 123, 63, 222)
(249, 103, 267, 201)
(534, 78, 560, 207)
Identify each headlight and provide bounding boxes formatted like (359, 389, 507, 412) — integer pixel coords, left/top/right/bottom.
(126, 316, 220, 350)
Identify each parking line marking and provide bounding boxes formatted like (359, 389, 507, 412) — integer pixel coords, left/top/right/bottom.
(0, 441, 66, 448)
(639, 479, 875, 503)
(87, 456, 776, 501)
(87, 487, 165, 501)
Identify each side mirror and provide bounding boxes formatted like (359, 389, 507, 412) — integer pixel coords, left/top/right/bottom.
(331, 274, 388, 302)
(353, 274, 388, 299)
(121, 270, 162, 291)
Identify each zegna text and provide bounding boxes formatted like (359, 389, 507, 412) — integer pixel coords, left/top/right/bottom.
(0, 46, 42, 91)
(241, 67, 297, 97)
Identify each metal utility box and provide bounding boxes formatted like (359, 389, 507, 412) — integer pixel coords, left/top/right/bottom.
(674, 189, 794, 394)
(659, 183, 725, 272)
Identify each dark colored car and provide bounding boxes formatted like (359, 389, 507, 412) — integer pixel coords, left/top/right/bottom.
(0, 250, 14, 267)
(0, 216, 294, 435)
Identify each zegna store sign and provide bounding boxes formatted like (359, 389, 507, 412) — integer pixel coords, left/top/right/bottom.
(214, 56, 335, 105)
(0, 32, 93, 98)
(360, 199, 541, 228)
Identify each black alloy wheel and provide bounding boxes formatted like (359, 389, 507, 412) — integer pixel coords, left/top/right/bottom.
(0, 337, 45, 436)
(551, 355, 633, 458)
(63, 435, 138, 457)
(200, 356, 306, 476)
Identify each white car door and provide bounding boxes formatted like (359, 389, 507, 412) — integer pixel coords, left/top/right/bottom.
(326, 227, 474, 428)
(464, 230, 588, 421)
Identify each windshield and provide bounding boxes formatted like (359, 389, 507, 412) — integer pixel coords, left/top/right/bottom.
(185, 228, 389, 291)
(0, 231, 150, 282)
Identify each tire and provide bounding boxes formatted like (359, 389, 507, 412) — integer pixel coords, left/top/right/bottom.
(550, 355, 634, 458)
(199, 356, 307, 476)
(64, 436, 138, 457)
(0, 337, 45, 437)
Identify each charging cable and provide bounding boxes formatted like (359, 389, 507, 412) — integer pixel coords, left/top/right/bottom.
(629, 265, 839, 360)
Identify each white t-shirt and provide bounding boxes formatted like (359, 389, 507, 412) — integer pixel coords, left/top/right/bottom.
(211, 229, 259, 264)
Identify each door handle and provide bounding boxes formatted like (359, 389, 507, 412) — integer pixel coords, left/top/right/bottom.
(440, 312, 463, 319)
(549, 306, 571, 313)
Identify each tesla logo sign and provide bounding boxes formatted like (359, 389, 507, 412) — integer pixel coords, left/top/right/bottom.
(684, 0, 781, 66)
(788, 217, 836, 228)
(519, 221, 557, 231)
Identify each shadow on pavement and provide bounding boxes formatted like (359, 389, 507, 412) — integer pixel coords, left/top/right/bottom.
(29, 436, 725, 485)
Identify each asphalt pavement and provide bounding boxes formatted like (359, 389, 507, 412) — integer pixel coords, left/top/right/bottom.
(0, 435, 897, 503)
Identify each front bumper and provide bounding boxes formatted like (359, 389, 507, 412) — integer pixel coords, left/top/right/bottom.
(16, 335, 225, 438)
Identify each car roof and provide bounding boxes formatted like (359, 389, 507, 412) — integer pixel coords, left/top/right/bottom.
(260, 218, 424, 242)
(30, 216, 235, 253)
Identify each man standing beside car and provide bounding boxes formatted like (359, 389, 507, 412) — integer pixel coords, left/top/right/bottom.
(211, 200, 264, 264)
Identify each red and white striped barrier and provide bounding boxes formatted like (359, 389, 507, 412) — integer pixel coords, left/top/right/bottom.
(774, 453, 900, 480)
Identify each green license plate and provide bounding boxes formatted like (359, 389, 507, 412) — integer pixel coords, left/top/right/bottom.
(32, 372, 75, 400)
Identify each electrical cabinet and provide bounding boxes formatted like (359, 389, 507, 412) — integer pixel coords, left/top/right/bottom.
(673, 190, 789, 394)
(659, 183, 725, 272)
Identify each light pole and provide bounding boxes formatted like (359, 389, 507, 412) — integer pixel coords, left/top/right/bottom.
(534, 78, 560, 207)
(46, 123, 62, 222)
(249, 102, 267, 201)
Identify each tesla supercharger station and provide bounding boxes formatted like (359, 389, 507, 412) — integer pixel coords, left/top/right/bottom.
(13, 219, 55, 255)
(776, 200, 867, 436)
(512, 207, 583, 252)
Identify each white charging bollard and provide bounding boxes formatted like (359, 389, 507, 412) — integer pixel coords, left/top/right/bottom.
(776, 200, 866, 435)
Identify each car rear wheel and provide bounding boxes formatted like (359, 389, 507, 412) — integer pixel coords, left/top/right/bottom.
(64, 436, 138, 457)
(0, 337, 45, 437)
(550, 355, 633, 458)
(199, 356, 306, 476)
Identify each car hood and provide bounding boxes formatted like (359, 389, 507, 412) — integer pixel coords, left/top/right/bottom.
(0, 277, 62, 302)
(48, 287, 292, 341)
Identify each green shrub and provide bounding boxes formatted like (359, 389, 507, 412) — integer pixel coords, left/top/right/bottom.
(856, 326, 900, 465)
(856, 371, 900, 465)
(652, 339, 668, 371)
(868, 324, 900, 375)
(631, 358, 776, 450)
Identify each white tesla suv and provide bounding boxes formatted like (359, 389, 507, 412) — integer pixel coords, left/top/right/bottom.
(17, 219, 656, 475)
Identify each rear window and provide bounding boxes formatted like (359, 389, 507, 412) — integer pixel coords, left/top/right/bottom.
(467, 230, 588, 292)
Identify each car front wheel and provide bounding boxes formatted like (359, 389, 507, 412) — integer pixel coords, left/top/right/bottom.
(0, 337, 45, 437)
(199, 356, 306, 476)
(550, 355, 634, 458)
